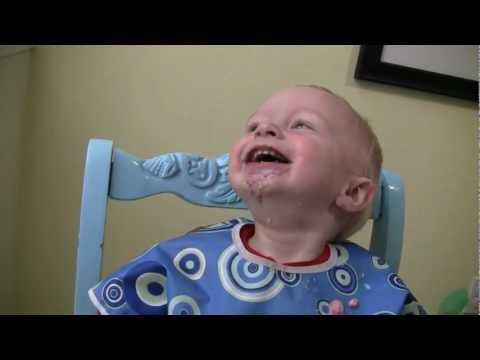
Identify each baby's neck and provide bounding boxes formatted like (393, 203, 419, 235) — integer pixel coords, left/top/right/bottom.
(248, 215, 338, 264)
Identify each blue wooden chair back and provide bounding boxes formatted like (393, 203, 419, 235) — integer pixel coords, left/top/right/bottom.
(74, 139, 405, 314)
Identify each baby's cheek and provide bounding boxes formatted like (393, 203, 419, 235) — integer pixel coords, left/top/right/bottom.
(227, 158, 243, 192)
(228, 140, 247, 172)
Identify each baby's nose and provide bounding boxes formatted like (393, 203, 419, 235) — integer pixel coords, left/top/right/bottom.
(254, 123, 281, 138)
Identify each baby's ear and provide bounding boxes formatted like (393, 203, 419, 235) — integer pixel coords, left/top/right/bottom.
(335, 177, 377, 213)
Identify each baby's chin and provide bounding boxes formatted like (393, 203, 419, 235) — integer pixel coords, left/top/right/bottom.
(231, 173, 287, 205)
(230, 159, 293, 202)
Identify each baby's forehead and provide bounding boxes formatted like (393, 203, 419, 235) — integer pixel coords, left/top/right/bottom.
(255, 87, 359, 129)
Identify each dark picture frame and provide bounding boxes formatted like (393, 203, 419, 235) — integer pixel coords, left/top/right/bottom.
(354, 45, 478, 102)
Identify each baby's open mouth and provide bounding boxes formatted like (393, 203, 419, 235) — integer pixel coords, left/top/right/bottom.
(246, 146, 291, 164)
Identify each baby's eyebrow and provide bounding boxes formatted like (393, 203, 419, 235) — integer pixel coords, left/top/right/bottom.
(245, 112, 257, 126)
(294, 108, 327, 121)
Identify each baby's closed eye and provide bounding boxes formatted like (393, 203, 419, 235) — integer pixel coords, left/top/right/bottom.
(291, 119, 313, 130)
(246, 122, 258, 133)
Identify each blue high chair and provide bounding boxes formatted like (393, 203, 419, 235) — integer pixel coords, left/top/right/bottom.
(74, 139, 405, 315)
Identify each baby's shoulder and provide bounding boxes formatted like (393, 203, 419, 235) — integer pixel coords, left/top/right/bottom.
(332, 240, 390, 269)
(143, 217, 249, 257)
(330, 240, 414, 311)
(184, 217, 252, 235)
(331, 241, 401, 282)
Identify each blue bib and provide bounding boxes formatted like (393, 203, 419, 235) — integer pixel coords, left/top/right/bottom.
(89, 218, 422, 315)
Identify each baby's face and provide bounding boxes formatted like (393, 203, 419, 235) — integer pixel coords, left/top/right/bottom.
(229, 87, 361, 207)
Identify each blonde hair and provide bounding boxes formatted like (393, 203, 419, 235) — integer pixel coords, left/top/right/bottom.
(297, 84, 384, 238)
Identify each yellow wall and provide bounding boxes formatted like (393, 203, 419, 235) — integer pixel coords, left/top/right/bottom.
(0, 50, 31, 314)
(15, 45, 477, 314)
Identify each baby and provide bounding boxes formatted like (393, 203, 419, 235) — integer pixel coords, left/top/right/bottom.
(89, 85, 426, 315)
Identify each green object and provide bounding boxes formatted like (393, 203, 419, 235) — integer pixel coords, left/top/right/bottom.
(438, 289, 469, 315)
